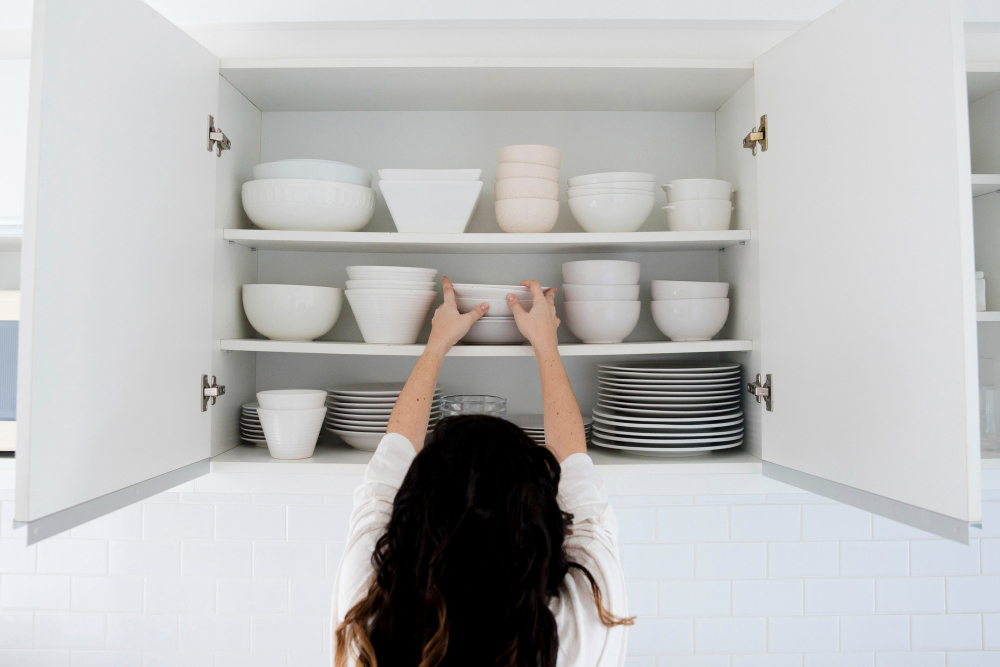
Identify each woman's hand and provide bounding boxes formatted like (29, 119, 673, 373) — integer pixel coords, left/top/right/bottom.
(507, 280, 560, 352)
(425, 277, 489, 357)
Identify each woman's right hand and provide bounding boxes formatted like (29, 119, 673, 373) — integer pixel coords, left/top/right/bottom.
(507, 280, 560, 352)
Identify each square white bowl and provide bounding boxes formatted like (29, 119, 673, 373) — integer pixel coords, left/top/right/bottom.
(379, 180, 483, 233)
(378, 169, 482, 181)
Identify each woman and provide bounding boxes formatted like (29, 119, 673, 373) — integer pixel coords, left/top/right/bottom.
(332, 278, 632, 667)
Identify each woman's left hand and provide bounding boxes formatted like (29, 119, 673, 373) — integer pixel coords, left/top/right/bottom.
(425, 277, 488, 356)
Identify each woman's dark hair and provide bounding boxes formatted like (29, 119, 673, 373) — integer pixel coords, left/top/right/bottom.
(335, 415, 631, 667)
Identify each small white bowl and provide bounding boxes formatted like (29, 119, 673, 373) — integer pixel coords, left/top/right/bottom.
(378, 168, 482, 181)
(379, 180, 483, 234)
(661, 178, 732, 202)
(662, 199, 733, 232)
(562, 284, 640, 301)
(496, 145, 561, 168)
(257, 406, 327, 459)
(651, 298, 730, 341)
(242, 285, 343, 341)
(495, 198, 559, 233)
(494, 162, 560, 181)
(567, 172, 655, 188)
(345, 279, 437, 291)
(241, 179, 376, 232)
(568, 181, 656, 192)
(451, 283, 531, 300)
(651, 280, 730, 300)
(568, 193, 655, 233)
(495, 177, 559, 200)
(253, 160, 372, 187)
(256, 389, 328, 410)
(456, 295, 532, 317)
(564, 301, 641, 344)
(562, 260, 640, 285)
(462, 318, 527, 344)
(346, 266, 438, 282)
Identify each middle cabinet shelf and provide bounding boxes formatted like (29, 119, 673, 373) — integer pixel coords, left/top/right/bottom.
(221, 339, 753, 356)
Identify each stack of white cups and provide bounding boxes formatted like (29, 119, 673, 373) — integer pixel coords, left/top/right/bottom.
(256, 390, 328, 460)
(494, 145, 562, 233)
(650, 280, 731, 341)
(561, 260, 642, 344)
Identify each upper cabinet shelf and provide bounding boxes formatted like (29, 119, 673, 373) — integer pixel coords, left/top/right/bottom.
(973, 174, 1000, 198)
(223, 229, 751, 254)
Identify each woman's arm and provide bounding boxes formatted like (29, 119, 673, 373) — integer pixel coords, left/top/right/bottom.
(507, 280, 587, 462)
(386, 276, 488, 451)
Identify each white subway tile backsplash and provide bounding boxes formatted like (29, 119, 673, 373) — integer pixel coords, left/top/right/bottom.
(985, 613, 1000, 650)
(732, 580, 803, 616)
(287, 654, 331, 667)
(804, 578, 874, 615)
(179, 493, 250, 504)
(105, 614, 177, 651)
(144, 578, 216, 614)
(910, 614, 982, 651)
(286, 505, 351, 542)
(731, 657, 802, 667)
(768, 617, 839, 653)
(943, 652, 1000, 667)
(622, 544, 694, 579)
(730, 505, 801, 542)
(213, 651, 287, 667)
(142, 505, 214, 540)
(614, 507, 656, 543)
(625, 657, 655, 667)
(140, 651, 214, 667)
(216, 505, 286, 541)
(838, 615, 910, 652)
(70, 506, 142, 540)
(657, 657, 729, 667)
(871, 516, 937, 540)
(71, 577, 142, 613)
(254, 494, 323, 505)
(253, 543, 325, 578)
(696, 494, 766, 505)
(840, 542, 909, 577)
(874, 652, 944, 667)
(910, 541, 981, 577)
(0, 611, 33, 648)
(981, 502, 1000, 537)
(176, 614, 249, 651)
(804, 655, 873, 667)
(625, 580, 657, 617)
(108, 542, 179, 576)
(768, 542, 839, 578)
(982, 540, 1000, 574)
(626, 618, 692, 655)
(1, 574, 71, 610)
(695, 543, 766, 579)
(945, 576, 1000, 612)
(695, 617, 766, 653)
(0, 649, 70, 666)
(802, 505, 872, 541)
(181, 542, 252, 577)
(34, 612, 105, 649)
(658, 580, 730, 616)
(68, 650, 141, 666)
(875, 577, 945, 614)
(657, 506, 729, 543)
(325, 543, 346, 578)
(250, 615, 323, 653)
(0, 538, 36, 573)
(288, 579, 333, 616)
(37, 540, 108, 575)
(217, 578, 289, 615)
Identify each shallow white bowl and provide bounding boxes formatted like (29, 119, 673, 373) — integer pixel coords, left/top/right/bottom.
(242, 284, 343, 341)
(495, 198, 559, 233)
(345, 290, 436, 344)
(562, 260, 641, 285)
(451, 283, 532, 300)
(495, 177, 559, 200)
(494, 162, 560, 182)
(662, 199, 733, 232)
(257, 406, 327, 459)
(562, 284, 640, 301)
(661, 178, 732, 203)
(462, 318, 527, 344)
(241, 179, 375, 232)
(568, 181, 656, 192)
(568, 187, 657, 198)
(564, 300, 641, 344)
(568, 193, 655, 233)
(329, 428, 384, 451)
(345, 279, 437, 291)
(651, 280, 730, 300)
(379, 180, 483, 233)
(496, 144, 561, 168)
(256, 389, 328, 410)
(253, 160, 372, 187)
(378, 168, 482, 181)
(567, 172, 655, 188)
(456, 295, 532, 317)
(651, 298, 730, 341)
(346, 266, 438, 282)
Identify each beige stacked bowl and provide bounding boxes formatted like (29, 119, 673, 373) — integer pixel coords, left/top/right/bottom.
(494, 145, 561, 233)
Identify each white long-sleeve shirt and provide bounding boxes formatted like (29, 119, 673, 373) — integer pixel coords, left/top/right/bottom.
(331, 432, 629, 667)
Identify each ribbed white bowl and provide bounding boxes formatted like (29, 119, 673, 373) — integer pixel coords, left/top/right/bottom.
(257, 406, 326, 460)
(242, 179, 375, 231)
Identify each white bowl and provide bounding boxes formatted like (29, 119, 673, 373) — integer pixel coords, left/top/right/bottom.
(456, 295, 532, 317)
(651, 298, 730, 341)
(661, 178, 732, 202)
(253, 160, 372, 187)
(567, 172, 655, 188)
(496, 145, 561, 168)
(241, 179, 375, 232)
(378, 168, 482, 181)
(494, 162, 560, 182)
(568, 187, 657, 198)
(562, 284, 640, 301)
(346, 266, 438, 282)
(568, 193, 655, 233)
(662, 199, 733, 231)
(568, 181, 656, 192)
(256, 389, 328, 410)
(345, 288, 438, 299)
(327, 429, 382, 451)
(461, 317, 527, 344)
(564, 301, 641, 344)
(495, 177, 559, 200)
(379, 180, 483, 234)
(495, 198, 559, 233)
(242, 285, 343, 341)
(562, 260, 640, 285)
(451, 283, 532, 300)
(651, 280, 730, 300)
(345, 290, 437, 344)
(257, 406, 327, 459)
(345, 279, 436, 291)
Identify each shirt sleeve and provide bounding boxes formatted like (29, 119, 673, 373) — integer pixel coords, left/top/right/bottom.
(551, 453, 629, 667)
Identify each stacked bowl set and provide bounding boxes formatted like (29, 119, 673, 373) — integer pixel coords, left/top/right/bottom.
(494, 145, 562, 232)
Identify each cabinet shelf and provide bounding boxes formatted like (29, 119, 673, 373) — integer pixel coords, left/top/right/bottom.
(977, 312, 1000, 321)
(221, 339, 753, 357)
(223, 229, 751, 254)
(973, 174, 1000, 198)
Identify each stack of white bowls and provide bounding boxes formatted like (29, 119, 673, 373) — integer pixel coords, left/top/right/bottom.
(378, 169, 483, 233)
(509, 413, 593, 446)
(325, 382, 444, 451)
(242, 284, 343, 341)
(345, 266, 438, 344)
(650, 280, 730, 341)
(567, 172, 657, 233)
(452, 283, 531, 344)
(242, 159, 376, 231)
(494, 145, 562, 233)
(256, 390, 328, 460)
(561, 260, 641, 344)
(240, 403, 265, 447)
(661, 179, 734, 231)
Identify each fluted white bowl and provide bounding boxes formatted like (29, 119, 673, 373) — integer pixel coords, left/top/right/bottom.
(568, 192, 655, 233)
(564, 300, 641, 344)
(241, 179, 375, 231)
(345, 290, 437, 344)
(494, 162, 560, 181)
(562, 284, 640, 301)
(256, 390, 328, 410)
(496, 145, 561, 168)
(662, 199, 733, 231)
(242, 284, 342, 341)
(661, 178, 732, 203)
(562, 260, 640, 285)
(253, 160, 372, 187)
(257, 406, 326, 460)
(651, 280, 730, 300)
(345, 279, 436, 291)
(346, 266, 438, 282)
(651, 298, 730, 341)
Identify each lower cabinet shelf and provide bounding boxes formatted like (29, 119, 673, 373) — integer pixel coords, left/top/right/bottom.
(220, 339, 754, 356)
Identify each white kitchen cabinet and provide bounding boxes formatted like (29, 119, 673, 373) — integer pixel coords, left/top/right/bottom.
(12, 0, 990, 542)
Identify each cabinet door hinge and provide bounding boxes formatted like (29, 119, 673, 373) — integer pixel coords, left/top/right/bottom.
(207, 115, 231, 157)
(747, 373, 772, 411)
(743, 114, 768, 156)
(202, 374, 226, 411)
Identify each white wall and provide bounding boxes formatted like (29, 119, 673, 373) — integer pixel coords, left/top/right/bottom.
(0, 59, 29, 221)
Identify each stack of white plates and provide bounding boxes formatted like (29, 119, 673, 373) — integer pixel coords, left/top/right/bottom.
(591, 362, 744, 457)
(508, 414, 593, 446)
(241, 402, 266, 447)
(325, 382, 444, 451)
(345, 266, 438, 344)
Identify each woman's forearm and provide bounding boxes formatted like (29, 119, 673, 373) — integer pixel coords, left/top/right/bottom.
(387, 348, 445, 452)
(535, 342, 587, 462)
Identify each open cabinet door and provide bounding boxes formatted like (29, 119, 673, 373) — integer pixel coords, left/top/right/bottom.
(15, 0, 220, 542)
(754, 0, 979, 540)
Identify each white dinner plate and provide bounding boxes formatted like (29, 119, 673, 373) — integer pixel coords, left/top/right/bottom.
(597, 391, 741, 404)
(593, 414, 744, 430)
(592, 406, 742, 423)
(329, 383, 444, 396)
(590, 429, 744, 445)
(593, 421, 744, 438)
(590, 436, 742, 457)
(598, 380, 740, 392)
(599, 361, 740, 372)
(598, 376, 741, 386)
(596, 401, 741, 417)
(599, 384, 740, 397)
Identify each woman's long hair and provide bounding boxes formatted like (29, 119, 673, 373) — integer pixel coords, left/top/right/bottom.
(335, 415, 631, 667)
